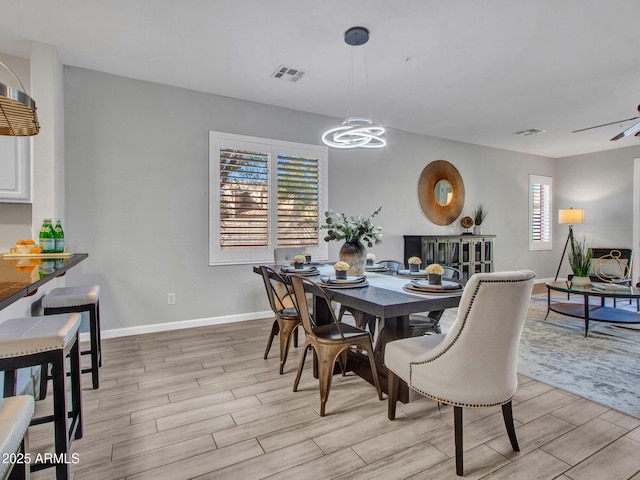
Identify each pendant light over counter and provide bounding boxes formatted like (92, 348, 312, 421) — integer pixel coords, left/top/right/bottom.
(0, 60, 40, 136)
(322, 27, 386, 149)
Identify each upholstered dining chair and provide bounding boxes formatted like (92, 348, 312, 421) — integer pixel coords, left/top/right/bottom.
(385, 270, 535, 476)
(288, 274, 383, 416)
(408, 265, 462, 336)
(259, 266, 300, 374)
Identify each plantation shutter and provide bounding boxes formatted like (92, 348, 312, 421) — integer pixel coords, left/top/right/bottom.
(277, 154, 320, 247)
(529, 175, 552, 250)
(219, 147, 270, 249)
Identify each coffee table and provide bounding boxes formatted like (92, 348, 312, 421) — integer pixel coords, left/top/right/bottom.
(546, 281, 640, 336)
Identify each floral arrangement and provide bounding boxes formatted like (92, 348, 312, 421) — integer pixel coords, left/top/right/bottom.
(425, 263, 444, 274)
(321, 207, 383, 248)
(472, 205, 488, 226)
(334, 261, 350, 271)
(367, 253, 376, 261)
(302, 251, 311, 256)
(408, 256, 422, 265)
(293, 255, 306, 264)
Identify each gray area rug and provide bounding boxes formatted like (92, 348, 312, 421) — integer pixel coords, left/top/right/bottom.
(439, 294, 640, 418)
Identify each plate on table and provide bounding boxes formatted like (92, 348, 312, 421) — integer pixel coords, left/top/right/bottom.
(395, 269, 429, 278)
(410, 279, 462, 291)
(280, 266, 319, 276)
(318, 277, 369, 289)
(403, 283, 463, 295)
(365, 264, 389, 272)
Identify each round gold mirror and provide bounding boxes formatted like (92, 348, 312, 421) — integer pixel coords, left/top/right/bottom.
(418, 160, 465, 225)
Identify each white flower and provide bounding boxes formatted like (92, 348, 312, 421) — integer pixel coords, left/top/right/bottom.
(293, 255, 306, 263)
(334, 261, 350, 271)
(408, 256, 422, 265)
(367, 253, 376, 261)
(425, 263, 444, 274)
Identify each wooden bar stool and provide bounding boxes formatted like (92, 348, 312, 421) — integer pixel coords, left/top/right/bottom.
(0, 395, 34, 480)
(0, 314, 83, 480)
(41, 285, 101, 392)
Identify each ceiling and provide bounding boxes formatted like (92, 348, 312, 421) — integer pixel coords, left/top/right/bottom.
(1, 0, 640, 158)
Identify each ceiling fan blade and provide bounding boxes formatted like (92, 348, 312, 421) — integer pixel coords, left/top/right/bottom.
(610, 119, 640, 141)
(572, 115, 640, 133)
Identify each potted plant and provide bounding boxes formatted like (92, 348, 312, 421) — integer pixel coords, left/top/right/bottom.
(569, 236, 592, 288)
(408, 256, 422, 273)
(321, 207, 383, 275)
(425, 263, 444, 285)
(472, 205, 487, 235)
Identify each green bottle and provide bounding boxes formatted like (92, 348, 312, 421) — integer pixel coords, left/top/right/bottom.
(53, 219, 65, 253)
(39, 218, 55, 253)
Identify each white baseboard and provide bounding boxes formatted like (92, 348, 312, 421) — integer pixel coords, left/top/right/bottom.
(79, 310, 272, 342)
(534, 277, 555, 284)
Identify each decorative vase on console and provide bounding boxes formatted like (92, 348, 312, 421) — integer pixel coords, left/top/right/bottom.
(321, 206, 383, 277)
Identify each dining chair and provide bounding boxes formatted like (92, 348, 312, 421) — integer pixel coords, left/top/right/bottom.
(385, 270, 535, 476)
(408, 265, 462, 335)
(259, 266, 300, 374)
(288, 274, 383, 416)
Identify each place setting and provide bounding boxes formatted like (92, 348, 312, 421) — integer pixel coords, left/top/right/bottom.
(317, 274, 369, 289)
(403, 278, 464, 295)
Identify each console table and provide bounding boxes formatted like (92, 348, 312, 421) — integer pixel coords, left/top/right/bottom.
(546, 281, 640, 336)
(404, 234, 495, 279)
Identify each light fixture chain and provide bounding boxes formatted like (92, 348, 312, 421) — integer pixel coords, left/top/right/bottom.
(347, 46, 355, 119)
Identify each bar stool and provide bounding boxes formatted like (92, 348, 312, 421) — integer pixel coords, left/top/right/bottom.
(41, 285, 101, 393)
(0, 395, 34, 480)
(0, 314, 83, 480)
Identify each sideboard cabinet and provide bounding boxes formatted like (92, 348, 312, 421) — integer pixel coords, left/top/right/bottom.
(403, 234, 495, 279)
(0, 136, 31, 203)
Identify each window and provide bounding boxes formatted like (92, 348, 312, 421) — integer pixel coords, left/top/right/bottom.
(529, 174, 552, 251)
(209, 132, 328, 265)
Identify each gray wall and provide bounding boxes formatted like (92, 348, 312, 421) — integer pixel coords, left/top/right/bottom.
(555, 144, 640, 279)
(64, 66, 558, 333)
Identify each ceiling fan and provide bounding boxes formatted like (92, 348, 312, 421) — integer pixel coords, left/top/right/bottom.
(572, 104, 640, 141)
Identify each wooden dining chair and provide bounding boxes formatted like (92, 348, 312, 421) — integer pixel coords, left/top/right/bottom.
(385, 270, 535, 476)
(288, 274, 383, 416)
(259, 266, 300, 374)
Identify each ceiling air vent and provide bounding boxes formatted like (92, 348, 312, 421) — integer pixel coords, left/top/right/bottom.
(514, 128, 546, 136)
(272, 65, 305, 82)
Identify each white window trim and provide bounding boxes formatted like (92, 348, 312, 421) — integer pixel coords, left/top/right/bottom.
(529, 174, 553, 251)
(209, 131, 328, 265)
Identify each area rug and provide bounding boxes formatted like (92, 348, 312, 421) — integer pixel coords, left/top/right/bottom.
(438, 294, 640, 418)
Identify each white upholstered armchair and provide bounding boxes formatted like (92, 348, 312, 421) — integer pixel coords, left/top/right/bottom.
(384, 270, 535, 476)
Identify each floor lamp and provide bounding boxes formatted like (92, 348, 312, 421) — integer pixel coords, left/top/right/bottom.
(554, 208, 585, 281)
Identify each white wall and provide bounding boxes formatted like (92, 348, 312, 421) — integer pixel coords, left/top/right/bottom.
(63, 67, 560, 334)
(555, 144, 640, 279)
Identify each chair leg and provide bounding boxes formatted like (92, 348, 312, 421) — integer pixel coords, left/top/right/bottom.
(263, 319, 279, 359)
(51, 351, 70, 480)
(502, 401, 520, 452)
(293, 325, 299, 348)
(96, 301, 103, 367)
(454, 406, 464, 476)
(87, 304, 100, 389)
(278, 319, 299, 374)
(293, 342, 311, 392)
(70, 334, 83, 440)
(387, 369, 399, 420)
(38, 363, 49, 399)
(317, 346, 343, 416)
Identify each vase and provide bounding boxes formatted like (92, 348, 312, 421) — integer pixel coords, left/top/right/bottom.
(473, 225, 483, 235)
(428, 273, 442, 285)
(339, 240, 367, 276)
(571, 276, 591, 289)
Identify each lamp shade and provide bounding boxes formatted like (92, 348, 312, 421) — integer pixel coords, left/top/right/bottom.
(558, 208, 584, 225)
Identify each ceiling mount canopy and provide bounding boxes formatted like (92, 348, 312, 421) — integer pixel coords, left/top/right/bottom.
(0, 60, 40, 136)
(322, 26, 386, 150)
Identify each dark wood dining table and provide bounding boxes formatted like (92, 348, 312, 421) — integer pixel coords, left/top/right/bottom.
(254, 263, 462, 402)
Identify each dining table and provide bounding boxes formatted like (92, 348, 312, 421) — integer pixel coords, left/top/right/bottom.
(254, 263, 463, 403)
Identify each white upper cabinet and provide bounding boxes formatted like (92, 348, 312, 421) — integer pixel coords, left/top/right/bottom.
(0, 136, 31, 203)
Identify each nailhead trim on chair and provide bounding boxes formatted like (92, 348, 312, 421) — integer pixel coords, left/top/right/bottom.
(408, 275, 535, 408)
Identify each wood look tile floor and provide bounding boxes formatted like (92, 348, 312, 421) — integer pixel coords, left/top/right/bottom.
(28, 317, 640, 480)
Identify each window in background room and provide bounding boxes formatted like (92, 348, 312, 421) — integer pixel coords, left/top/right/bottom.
(209, 132, 328, 265)
(529, 174, 552, 251)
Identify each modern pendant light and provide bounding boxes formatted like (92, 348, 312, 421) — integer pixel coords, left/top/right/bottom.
(0, 60, 40, 136)
(322, 27, 386, 149)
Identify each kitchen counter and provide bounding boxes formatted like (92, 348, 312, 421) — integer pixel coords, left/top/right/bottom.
(0, 253, 88, 310)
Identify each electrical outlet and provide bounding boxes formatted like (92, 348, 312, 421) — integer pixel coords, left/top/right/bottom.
(167, 293, 176, 305)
